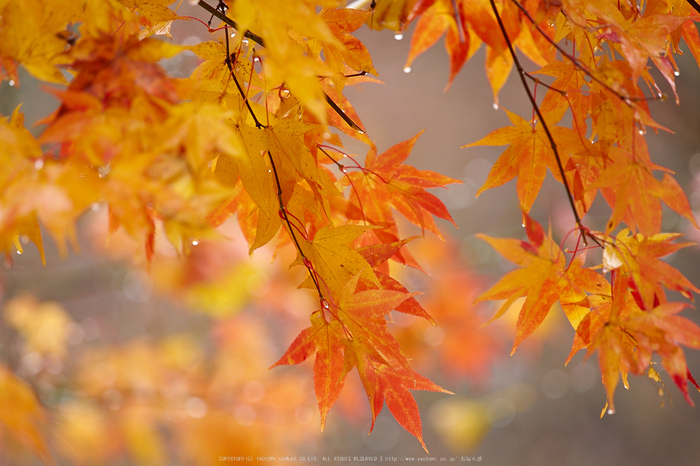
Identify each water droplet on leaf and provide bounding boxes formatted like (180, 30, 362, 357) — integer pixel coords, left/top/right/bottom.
(192, 240, 199, 246)
(674, 70, 680, 76)
(34, 159, 44, 170)
(8, 79, 15, 87)
(403, 66, 411, 73)
(230, 32, 236, 38)
(394, 33, 403, 40)
(493, 103, 499, 110)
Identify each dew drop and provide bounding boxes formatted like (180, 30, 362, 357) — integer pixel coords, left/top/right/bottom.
(394, 33, 404, 41)
(607, 408, 614, 415)
(674, 70, 680, 76)
(192, 240, 199, 246)
(230, 32, 236, 38)
(91, 203, 101, 211)
(34, 159, 44, 170)
(188, 0, 200, 4)
(322, 300, 330, 310)
(403, 66, 411, 74)
(638, 129, 644, 135)
(522, 222, 526, 227)
(242, 38, 249, 45)
(8, 79, 15, 87)
(16, 250, 22, 255)
(97, 164, 111, 178)
(322, 131, 331, 140)
(493, 103, 499, 110)
(279, 88, 290, 98)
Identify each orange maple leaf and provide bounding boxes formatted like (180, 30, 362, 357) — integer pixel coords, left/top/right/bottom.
(476, 213, 605, 353)
(465, 108, 576, 212)
(593, 137, 697, 236)
(345, 131, 460, 239)
(272, 270, 449, 452)
(604, 230, 699, 311)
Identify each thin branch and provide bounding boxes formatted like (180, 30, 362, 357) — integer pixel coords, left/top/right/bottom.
(224, 24, 265, 128)
(508, 0, 636, 106)
(688, 0, 700, 15)
(324, 94, 366, 133)
(197, 0, 265, 46)
(488, 0, 584, 232)
(197, 0, 365, 133)
(267, 151, 326, 302)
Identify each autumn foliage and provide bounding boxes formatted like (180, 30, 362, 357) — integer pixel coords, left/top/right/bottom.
(2, 0, 700, 462)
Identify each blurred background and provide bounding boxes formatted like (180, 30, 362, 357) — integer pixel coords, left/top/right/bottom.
(2, 2, 700, 465)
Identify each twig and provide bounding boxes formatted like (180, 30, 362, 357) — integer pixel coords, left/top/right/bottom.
(223, 23, 265, 128)
(488, 0, 585, 234)
(508, 0, 636, 106)
(197, 0, 265, 46)
(197, 0, 365, 133)
(267, 151, 326, 303)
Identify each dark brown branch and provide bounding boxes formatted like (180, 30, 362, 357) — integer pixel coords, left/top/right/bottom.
(488, 0, 584, 231)
(688, 0, 700, 15)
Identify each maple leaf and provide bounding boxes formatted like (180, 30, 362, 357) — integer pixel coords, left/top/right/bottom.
(465, 108, 580, 212)
(319, 7, 377, 93)
(344, 131, 460, 239)
(120, 0, 181, 38)
(605, 229, 699, 311)
(272, 269, 449, 451)
(367, 0, 421, 31)
(297, 224, 378, 298)
(476, 213, 605, 353)
(625, 301, 700, 406)
(0, 0, 80, 84)
(404, 0, 472, 89)
(535, 60, 592, 130)
(593, 137, 697, 236)
(0, 365, 51, 462)
(599, 13, 688, 82)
